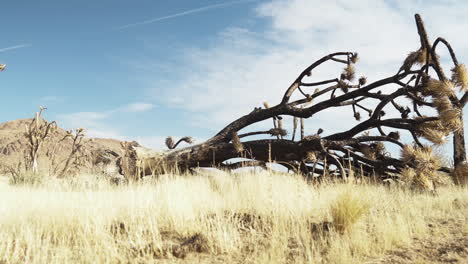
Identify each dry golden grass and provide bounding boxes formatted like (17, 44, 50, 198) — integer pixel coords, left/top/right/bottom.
(0, 171, 466, 264)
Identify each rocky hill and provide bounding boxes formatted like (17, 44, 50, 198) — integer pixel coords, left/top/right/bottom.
(0, 118, 130, 176)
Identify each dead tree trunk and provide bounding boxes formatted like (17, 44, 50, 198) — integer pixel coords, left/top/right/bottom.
(25, 107, 57, 173)
(119, 14, 467, 184)
(413, 14, 467, 168)
(453, 117, 466, 167)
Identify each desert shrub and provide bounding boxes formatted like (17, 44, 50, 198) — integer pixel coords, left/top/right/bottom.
(9, 171, 45, 186)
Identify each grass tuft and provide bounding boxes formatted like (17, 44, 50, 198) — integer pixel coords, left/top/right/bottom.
(330, 190, 370, 234)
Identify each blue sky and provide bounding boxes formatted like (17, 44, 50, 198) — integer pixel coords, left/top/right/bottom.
(1, 0, 467, 151)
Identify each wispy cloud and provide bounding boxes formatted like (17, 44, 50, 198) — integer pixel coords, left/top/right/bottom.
(116, 0, 258, 30)
(58, 102, 155, 139)
(60, 111, 111, 128)
(58, 110, 125, 139)
(0, 44, 31, 53)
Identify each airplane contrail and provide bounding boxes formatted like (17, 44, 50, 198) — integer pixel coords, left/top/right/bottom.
(116, 0, 258, 30)
(0, 44, 31, 53)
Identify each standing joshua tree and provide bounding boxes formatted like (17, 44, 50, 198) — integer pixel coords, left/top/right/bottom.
(25, 107, 57, 173)
(113, 15, 465, 186)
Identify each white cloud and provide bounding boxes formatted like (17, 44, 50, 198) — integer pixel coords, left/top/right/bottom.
(58, 111, 115, 139)
(149, 0, 468, 142)
(58, 102, 155, 141)
(57, 112, 130, 141)
(120, 102, 155, 112)
(56, 100, 158, 149)
(59, 102, 154, 126)
(59, 111, 110, 127)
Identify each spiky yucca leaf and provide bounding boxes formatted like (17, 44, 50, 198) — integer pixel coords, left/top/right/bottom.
(418, 48, 428, 64)
(451, 64, 468, 91)
(372, 142, 386, 156)
(440, 80, 456, 97)
(439, 108, 462, 131)
(343, 64, 356, 81)
(431, 171, 453, 186)
(413, 172, 436, 192)
(415, 116, 454, 136)
(400, 167, 438, 192)
(360, 145, 375, 160)
(419, 128, 448, 145)
(415, 119, 450, 145)
(400, 166, 434, 191)
(401, 49, 426, 71)
(306, 151, 317, 162)
(350, 53, 359, 64)
(433, 96, 452, 113)
(400, 167, 417, 184)
(424, 79, 455, 97)
(401, 145, 417, 164)
(401, 145, 441, 173)
(358, 76, 367, 86)
(415, 148, 441, 174)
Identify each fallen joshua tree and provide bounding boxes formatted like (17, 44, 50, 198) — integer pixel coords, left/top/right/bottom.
(118, 14, 467, 186)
